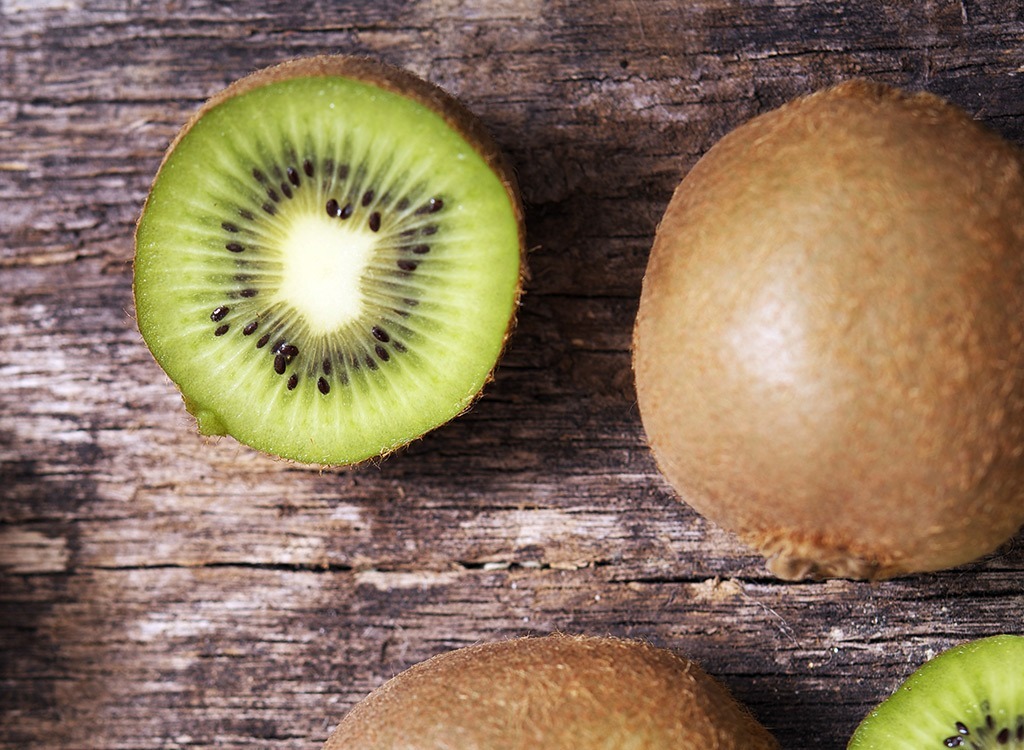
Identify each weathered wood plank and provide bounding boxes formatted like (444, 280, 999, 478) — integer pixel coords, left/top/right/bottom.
(3, 1, 1024, 749)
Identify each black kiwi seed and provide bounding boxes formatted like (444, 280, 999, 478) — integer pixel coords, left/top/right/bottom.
(318, 376, 330, 394)
(375, 345, 390, 361)
(222, 221, 239, 232)
(239, 208, 255, 221)
(256, 333, 271, 348)
(211, 306, 229, 321)
(369, 212, 381, 232)
(362, 190, 374, 207)
(214, 323, 229, 336)
(262, 202, 276, 215)
(416, 196, 444, 214)
(302, 159, 314, 177)
(393, 340, 407, 353)
(287, 166, 300, 186)
(412, 244, 430, 254)
(941, 715, 1024, 748)
(398, 259, 418, 272)
(274, 354, 287, 374)
(266, 187, 280, 202)
(240, 288, 258, 298)
(396, 197, 410, 211)
(365, 355, 378, 371)
(322, 359, 332, 375)
(243, 321, 259, 335)
(340, 202, 354, 219)
(338, 163, 350, 180)
(287, 374, 298, 390)
(371, 326, 389, 342)
(252, 167, 266, 184)
(326, 198, 341, 218)
(226, 242, 244, 253)
(280, 182, 293, 199)
(281, 344, 299, 358)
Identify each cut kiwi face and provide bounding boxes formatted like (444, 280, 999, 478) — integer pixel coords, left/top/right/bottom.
(135, 56, 525, 465)
(849, 635, 1024, 749)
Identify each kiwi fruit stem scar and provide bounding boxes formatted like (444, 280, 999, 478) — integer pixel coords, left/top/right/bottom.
(848, 634, 1024, 749)
(134, 56, 526, 466)
(321, 633, 780, 749)
(633, 78, 1024, 580)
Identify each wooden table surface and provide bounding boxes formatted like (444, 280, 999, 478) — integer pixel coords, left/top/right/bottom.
(3, 2, 1023, 748)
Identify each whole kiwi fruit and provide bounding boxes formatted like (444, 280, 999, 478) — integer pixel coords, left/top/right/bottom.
(134, 56, 525, 466)
(322, 633, 779, 749)
(633, 79, 1024, 580)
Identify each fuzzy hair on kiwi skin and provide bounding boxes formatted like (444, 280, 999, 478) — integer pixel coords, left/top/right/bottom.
(133, 55, 528, 465)
(322, 633, 780, 750)
(633, 79, 1024, 581)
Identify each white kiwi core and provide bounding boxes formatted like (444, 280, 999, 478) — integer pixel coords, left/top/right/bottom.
(276, 212, 376, 333)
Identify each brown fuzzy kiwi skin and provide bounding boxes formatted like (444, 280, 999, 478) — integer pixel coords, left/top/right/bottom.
(633, 79, 1024, 581)
(322, 634, 779, 750)
(133, 56, 527, 461)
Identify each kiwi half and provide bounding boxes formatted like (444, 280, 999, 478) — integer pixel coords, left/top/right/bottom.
(849, 635, 1024, 748)
(322, 633, 780, 749)
(134, 56, 525, 465)
(633, 79, 1024, 580)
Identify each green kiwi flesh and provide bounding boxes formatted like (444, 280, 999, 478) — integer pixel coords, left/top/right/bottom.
(322, 633, 780, 749)
(134, 56, 524, 465)
(633, 79, 1024, 580)
(849, 635, 1024, 749)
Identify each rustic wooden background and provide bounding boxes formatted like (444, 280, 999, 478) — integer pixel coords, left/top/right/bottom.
(3, 1, 1024, 748)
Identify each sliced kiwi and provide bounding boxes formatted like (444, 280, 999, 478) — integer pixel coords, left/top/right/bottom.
(322, 633, 780, 749)
(849, 635, 1024, 749)
(134, 56, 525, 465)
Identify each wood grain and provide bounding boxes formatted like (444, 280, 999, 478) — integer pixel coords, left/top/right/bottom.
(3, 1, 1024, 748)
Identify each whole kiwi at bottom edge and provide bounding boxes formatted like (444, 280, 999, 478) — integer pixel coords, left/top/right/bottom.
(321, 633, 779, 749)
(133, 55, 526, 466)
(632, 79, 1024, 580)
(848, 634, 1024, 748)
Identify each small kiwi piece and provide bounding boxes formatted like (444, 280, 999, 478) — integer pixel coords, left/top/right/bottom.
(633, 79, 1024, 580)
(322, 633, 779, 749)
(134, 56, 525, 465)
(849, 634, 1024, 749)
